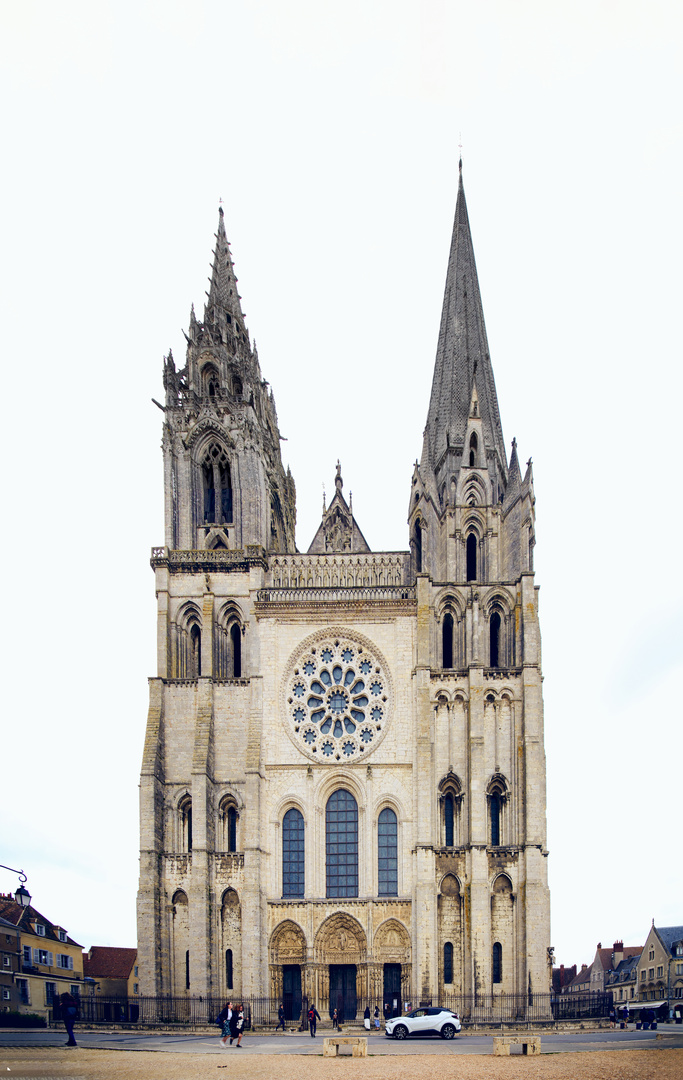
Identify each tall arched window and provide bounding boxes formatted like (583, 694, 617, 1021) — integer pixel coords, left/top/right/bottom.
(190, 624, 201, 677)
(489, 611, 501, 667)
(179, 796, 192, 853)
(378, 807, 398, 896)
(414, 521, 422, 573)
(466, 533, 477, 581)
(227, 806, 238, 852)
(469, 432, 478, 467)
(230, 623, 241, 678)
(444, 794, 454, 846)
(282, 808, 305, 898)
(444, 941, 454, 984)
(202, 444, 233, 525)
(490, 793, 501, 846)
(492, 942, 502, 983)
(326, 789, 358, 898)
(442, 613, 453, 669)
(225, 949, 233, 989)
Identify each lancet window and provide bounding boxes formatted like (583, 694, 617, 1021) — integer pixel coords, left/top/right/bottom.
(444, 942, 454, 984)
(487, 776, 509, 847)
(377, 807, 398, 896)
(282, 808, 305, 898)
(218, 796, 240, 852)
(178, 795, 192, 853)
(215, 607, 243, 679)
(492, 942, 502, 983)
(469, 432, 478, 467)
(440, 773, 464, 847)
(202, 443, 233, 525)
(326, 789, 358, 898)
(466, 533, 477, 581)
(173, 605, 202, 679)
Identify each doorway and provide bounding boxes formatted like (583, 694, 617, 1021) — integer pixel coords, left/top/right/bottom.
(329, 964, 357, 1021)
(383, 963, 402, 1018)
(282, 964, 302, 1022)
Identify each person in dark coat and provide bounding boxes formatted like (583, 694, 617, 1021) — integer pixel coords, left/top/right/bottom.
(228, 1004, 241, 1045)
(233, 1005, 245, 1047)
(307, 1003, 321, 1037)
(374, 1004, 380, 1029)
(218, 1000, 232, 1047)
(276, 1003, 286, 1031)
(364, 1005, 371, 1030)
(60, 992, 78, 1047)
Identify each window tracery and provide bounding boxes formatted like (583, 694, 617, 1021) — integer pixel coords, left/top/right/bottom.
(202, 443, 233, 525)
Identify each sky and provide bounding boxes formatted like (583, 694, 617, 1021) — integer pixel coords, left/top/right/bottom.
(1, 0, 682, 973)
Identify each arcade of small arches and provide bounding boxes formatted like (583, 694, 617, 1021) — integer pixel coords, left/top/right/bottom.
(437, 593, 517, 669)
(174, 792, 241, 854)
(169, 602, 244, 681)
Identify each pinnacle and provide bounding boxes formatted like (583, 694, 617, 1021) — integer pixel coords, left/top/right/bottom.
(205, 206, 246, 325)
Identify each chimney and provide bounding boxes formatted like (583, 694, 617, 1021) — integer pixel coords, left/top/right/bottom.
(612, 940, 624, 968)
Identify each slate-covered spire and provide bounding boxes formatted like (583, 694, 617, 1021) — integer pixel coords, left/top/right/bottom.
(205, 206, 246, 326)
(423, 162, 507, 487)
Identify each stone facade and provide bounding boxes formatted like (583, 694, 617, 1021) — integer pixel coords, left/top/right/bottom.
(137, 166, 552, 1014)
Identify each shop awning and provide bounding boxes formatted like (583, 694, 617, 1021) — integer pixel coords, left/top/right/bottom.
(624, 999, 668, 1010)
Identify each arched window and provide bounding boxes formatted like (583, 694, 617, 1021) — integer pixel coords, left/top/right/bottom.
(230, 623, 241, 678)
(442, 613, 453, 669)
(490, 793, 501, 846)
(326, 789, 358, 898)
(414, 521, 422, 573)
(492, 942, 502, 983)
(227, 807, 238, 852)
(179, 795, 192, 852)
(282, 808, 305, 898)
(466, 533, 477, 581)
(202, 444, 233, 525)
(469, 432, 478, 467)
(190, 624, 201, 678)
(225, 949, 233, 989)
(489, 611, 501, 667)
(185, 949, 190, 989)
(378, 807, 398, 896)
(444, 794, 454, 846)
(202, 364, 219, 399)
(444, 941, 454, 984)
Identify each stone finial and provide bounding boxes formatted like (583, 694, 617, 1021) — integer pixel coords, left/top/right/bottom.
(335, 461, 343, 492)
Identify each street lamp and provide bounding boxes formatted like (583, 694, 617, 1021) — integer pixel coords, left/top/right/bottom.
(0, 865, 31, 907)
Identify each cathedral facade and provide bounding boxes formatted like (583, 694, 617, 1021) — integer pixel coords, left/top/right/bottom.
(137, 166, 551, 1017)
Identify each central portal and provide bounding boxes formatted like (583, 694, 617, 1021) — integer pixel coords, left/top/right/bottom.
(329, 964, 357, 1021)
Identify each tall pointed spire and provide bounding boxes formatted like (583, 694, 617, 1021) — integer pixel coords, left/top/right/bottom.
(424, 163, 507, 487)
(205, 206, 246, 325)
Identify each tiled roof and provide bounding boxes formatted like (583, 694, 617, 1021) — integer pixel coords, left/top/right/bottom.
(0, 897, 81, 947)
(596, 945, 642, 973)
(84, 946, 137, 979)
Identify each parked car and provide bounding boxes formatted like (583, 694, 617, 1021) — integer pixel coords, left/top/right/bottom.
(385, 1006, 462, 1039)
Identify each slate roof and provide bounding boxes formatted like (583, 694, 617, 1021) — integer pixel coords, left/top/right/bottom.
(655, 925, 683, 953)
(84, 946, 137, 980)
(0, 897, 81, 948)
(596, 945, 642, 973)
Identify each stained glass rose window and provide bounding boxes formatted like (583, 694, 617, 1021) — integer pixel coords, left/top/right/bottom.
(284, 632, 390, 762)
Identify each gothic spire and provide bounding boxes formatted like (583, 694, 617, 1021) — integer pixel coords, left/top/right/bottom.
(205, 206, 246, 326)
(423, 163, 507, 485)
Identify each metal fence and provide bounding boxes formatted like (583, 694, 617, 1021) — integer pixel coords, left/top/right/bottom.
(52, 990, 612, 1027)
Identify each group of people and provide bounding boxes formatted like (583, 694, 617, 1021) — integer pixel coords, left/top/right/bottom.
(217, 1001, 245, 1047)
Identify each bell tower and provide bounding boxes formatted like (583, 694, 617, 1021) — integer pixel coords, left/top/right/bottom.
(161, 206, 296, 554)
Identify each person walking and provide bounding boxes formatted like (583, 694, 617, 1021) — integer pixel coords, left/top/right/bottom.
(364, 1005, 371, 1030)
(307, 1003, 321, 1037)
(60, 992, 78, 1047)
(234, 1005, 245, 1047)
(228, 1004, 241, 1045)
(374, 1004, 380, 1030)
(218, 1000, 232, 1047)
(332, 1007, 338, 1030)
(276, 1003, 286, 1032)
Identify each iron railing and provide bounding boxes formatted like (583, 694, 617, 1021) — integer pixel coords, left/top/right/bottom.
(52, 990, 612, 1027)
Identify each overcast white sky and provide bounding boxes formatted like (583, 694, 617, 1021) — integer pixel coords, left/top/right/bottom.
(1, 0, 681, 975)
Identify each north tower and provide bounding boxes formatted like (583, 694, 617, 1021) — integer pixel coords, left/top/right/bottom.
(137, 168, 551, 1015)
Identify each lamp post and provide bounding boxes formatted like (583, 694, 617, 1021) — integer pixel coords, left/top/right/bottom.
(0, 865, 31, 908)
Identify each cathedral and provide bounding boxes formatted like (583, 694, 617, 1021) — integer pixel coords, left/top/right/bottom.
(137, 164, 551, 1018)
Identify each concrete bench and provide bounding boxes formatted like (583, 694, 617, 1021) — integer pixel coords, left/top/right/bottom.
(493, 1034, 541, 1056)
(323, 1036, 368, 1057)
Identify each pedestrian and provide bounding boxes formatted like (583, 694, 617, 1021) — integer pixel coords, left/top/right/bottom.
(228, 1004, 241, 1046)
(60, 992, 78, 1047)
(307, 1003, 321, 1037)
(623, 1004, 629, 1029)
(374, 1004, 380, 1030)
(218, 1000, 232, 1047)
(276, 1003, 286, 1031)
(364, 1005, 371, 1030)
(234, 1005, 245, 1047)
(332, 1007, 338, 1030)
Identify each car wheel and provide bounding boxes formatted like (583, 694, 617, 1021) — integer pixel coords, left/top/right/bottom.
(441, 1023, 455, 1039)
(393, 1024, 409, 1040)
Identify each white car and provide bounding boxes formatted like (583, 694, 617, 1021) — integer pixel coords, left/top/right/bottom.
(385, 1006, 462, 1039)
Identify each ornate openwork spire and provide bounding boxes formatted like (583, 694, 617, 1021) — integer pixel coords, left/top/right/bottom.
(423, 165, 507, 486)
(205, 206, 246, 325)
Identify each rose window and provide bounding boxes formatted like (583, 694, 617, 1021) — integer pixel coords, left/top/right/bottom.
(284, 633, 390, 762)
